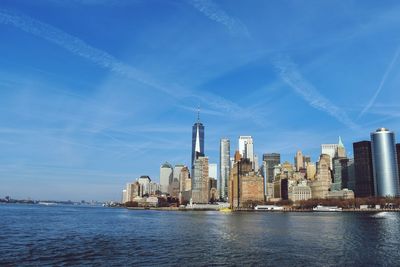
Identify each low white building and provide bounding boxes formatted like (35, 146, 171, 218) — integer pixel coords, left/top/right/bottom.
(289, 181, 312, 202)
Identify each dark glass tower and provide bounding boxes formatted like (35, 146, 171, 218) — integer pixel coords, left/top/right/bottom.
(262, 153, 281, 183)
(191, 112, 204, 173)
(353, 141, 375, 197)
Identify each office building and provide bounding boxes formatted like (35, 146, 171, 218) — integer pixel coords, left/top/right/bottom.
(238, 136, 254, 163)
(294, 150, 304, 171)
(229, 158, 264, 208)
(263, 153, 281, 183)
(160, 162, 173, 194)
(192, 156, 210, 203)
(310, 154, 331, 199)
(219, 138, 230, 200)
(353, 141, 375, 197)
(371, 128, 400, 197)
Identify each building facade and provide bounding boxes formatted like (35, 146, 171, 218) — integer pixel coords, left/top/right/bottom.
(192, 156, 210, 203)
(160, 162, 173, 194)
(219, 138, 230, 200)
(371, 128, 400, 197)
(353, 141, 375, 197)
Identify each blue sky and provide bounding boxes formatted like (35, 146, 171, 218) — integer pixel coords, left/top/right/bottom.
(1, 0, 400, 201)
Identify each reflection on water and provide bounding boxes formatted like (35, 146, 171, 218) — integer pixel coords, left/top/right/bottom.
(1, 204, 399, 266)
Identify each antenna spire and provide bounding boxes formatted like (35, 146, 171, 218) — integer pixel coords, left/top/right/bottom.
(197, 105, 200, 122)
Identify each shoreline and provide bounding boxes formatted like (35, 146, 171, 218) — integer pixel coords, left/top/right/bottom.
(125, 207, 400, 212)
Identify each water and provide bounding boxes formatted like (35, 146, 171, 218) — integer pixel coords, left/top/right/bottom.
(1, 204, 400, 266)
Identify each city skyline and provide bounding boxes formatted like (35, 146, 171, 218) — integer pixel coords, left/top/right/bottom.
(2, 1, 400, 201)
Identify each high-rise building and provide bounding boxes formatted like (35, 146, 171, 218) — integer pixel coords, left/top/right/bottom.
(191, 111, 204, 174)
(371, 128, 400, 197)
(229, 158, 263, 208)
(238, 136, 254, 163)
(344, 159, 355, 191)
(397, 144, 400, 186)
(192, 156, 210, 203)
(137, 175, 151, 196)
(263, 153, 281, 183)
(321, 144, 337, 169)
(310, 154, 331, 199)
(160, 162, 173, 194)
(219, 139, 230, 200)
(337, 136, 346, 158)
(353, 141, 375, 197)
(209, 163, 217, 180)
(294, 150, 304, 171)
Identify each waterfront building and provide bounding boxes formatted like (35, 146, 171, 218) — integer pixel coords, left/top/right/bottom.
(229, 158, 264, 208)
(179, 166, 192, 204)
(148, 182, 161, 196)
(353, 141, 375, 197)
(306, 162, 316, 180)
(332, 158, 348, 191)
(288, 181, 312, 202)
(137, 175, 151, 196)
(273, 177, 288, 200)
(294, 150, 304, 171)
(192, 156, 210, 203)
(160, 162, 173, 194)
(121, 189, 127, 203)
(344, 159, 356, 191)
(219, 138, 230, 200)
(191, 111, 205, 174)
(397, 144, 400, 185)
(263, 153, 281, 183)
(126, 181, 141, 202)
(371, 128, 400, 197)
(327, 189, 355, 199)
(310, 154, 331, 199)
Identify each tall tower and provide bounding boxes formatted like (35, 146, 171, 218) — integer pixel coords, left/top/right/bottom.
(353, 141, 374, 197)
(191, 108, 204, 174)
(238, 136, 254, 168)
(219, 138, 230, 200)
(295, 150, 304, 171)
(337, 136, 346, 158)
(371, 128, 400, 197)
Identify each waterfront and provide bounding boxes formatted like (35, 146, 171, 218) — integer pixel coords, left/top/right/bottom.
(1, 204, 400, 266)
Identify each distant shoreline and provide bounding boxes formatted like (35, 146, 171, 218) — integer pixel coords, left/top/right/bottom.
(125, 207, 400, 212)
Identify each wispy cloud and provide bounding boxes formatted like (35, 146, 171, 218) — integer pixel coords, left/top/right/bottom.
(358, 46, 400, 118)
(274, 55, 358, 129)
(0, 9, 181, 97)
(189, 0, 249, 37)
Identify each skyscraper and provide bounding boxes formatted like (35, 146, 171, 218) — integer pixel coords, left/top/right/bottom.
(192, 156, 209, 203)
(321, 144, 337, 169)
(191, 110, 204, 174)
(397, 143, 400, 186)
(371, 128, 400, 197)
(160, 162, 173, 194)
(294, 150, 304, 171)
(263, 153, 281, 183)
(238, 136, 254, 162)
(219, 138, 230, 200)
(353, 141, 374, 197)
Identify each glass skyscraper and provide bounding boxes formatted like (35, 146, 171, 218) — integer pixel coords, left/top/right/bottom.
(353, 141, 375, 197)
(191, 114, 204, 173)
(371, 128, 400, 197)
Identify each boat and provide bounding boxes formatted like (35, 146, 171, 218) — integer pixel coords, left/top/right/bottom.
(313, 205, 342, 212)
(254, 205, 284, 211)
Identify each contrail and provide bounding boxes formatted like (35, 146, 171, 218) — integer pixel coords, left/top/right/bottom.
(0, 9, 180, 97)
(0, 9, 261, 124)
(274, 55, 358, 129)
(189, 0, 249, 37)
(358, 46, 400, 118)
